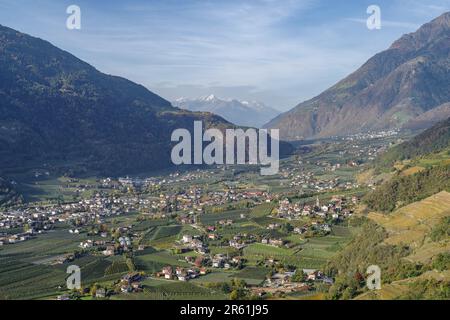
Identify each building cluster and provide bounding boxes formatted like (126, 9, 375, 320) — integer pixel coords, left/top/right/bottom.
(277, 195, 356, 221)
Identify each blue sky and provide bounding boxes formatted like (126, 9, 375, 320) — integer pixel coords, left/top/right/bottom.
(0, 0, 449, 110)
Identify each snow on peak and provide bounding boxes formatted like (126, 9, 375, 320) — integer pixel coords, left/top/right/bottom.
(202, 94, 218, 102)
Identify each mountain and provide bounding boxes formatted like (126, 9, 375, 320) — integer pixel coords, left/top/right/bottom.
(0, 25, 232, 176)
(375, 116, 450, 169)
(0, 177, 21, 207)
(403, 102, 450, 130)
(173, 95, 280, 128)
(265, 12, 450, 140)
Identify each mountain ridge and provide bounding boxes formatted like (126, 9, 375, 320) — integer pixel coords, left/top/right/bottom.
(0, 24, 232, 176)
(173, 95, 280, 128)
(265, 12, 450, 140)
(375, 116, 450, 169)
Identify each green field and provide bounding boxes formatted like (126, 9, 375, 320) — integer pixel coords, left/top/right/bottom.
(135, 250, 189, 273)
(233, 266, 270, 284)
(250, 203, 276, 218)
(242, 227, 354, 270)
(199, 209, 249, 225)
(112, 280, 227, 300)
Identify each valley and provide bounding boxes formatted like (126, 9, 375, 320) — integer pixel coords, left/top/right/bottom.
(3, 128, 447, 300)
(0, 7, 449, 303)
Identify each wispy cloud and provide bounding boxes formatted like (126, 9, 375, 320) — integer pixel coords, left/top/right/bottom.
(345, 18, 419, 29)
(0, 0, 448, 110)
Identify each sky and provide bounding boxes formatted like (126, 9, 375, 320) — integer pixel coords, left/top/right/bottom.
(0, 0, 449, 111)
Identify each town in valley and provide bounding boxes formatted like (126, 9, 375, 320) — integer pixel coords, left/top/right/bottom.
(0, 131, 401, 300)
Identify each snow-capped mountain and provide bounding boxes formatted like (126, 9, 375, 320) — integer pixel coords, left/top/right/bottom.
(173, 95, 280, 128)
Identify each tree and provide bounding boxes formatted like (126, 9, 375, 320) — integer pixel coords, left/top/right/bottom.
(229, 288, 247, 300)
(90, 284, 99, 297)
(282, 223, 294, 233)
(23, 223, 31, 233)
(221, 282, 231, 293)
(291, 270, 305, 282)
(341, 286, 357, 300)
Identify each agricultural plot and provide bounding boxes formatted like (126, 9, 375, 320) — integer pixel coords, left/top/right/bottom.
(139, 225, 182, 248)
(294, 233, 354, 268)
(251, 216, 283, 227)
(134, 246, 158, 256)
(139, 227, 158, 245)
(132, 218, 172, 232)
(113, 281, 227, 300)
(0, 261, 66, 300)
(233, 266, 270, 285)
(353, 270, 450, 300)
(134, 259, 166, 274)
(208, 245, 240, 256)
(199, 209, 249, 225)
(191, 271, 235, 284)
(243, 229, 353, 270)
(284, 234, 308, 245)
(152, 225, 182, 241)
(330, 225, 354, 237)
(216, 224, 263, 239)
(135, 250, 189, 273)
(179, 224, 203, 237)
(0, 229, 87, 263)
(249, 203, 276, 218)
(368, 191, 450, 246)
(244, 243, 296, 257)
(104, 259, 129, 276)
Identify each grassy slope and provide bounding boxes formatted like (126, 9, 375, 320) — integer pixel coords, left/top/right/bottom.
(354, 270, 450, 300)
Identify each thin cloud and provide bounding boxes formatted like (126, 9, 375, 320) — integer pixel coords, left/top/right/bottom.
(0, 0, 448, 111)
(345, 18, 419, 29)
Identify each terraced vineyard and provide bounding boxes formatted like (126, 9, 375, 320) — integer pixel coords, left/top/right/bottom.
(368, 191, 450, 246)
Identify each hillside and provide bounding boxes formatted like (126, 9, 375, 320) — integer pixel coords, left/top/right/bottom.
(354, 270, 450, 300)
(265, 12, 450, 140)
(375, 116, 450, 169)
(364, 163, 450, 212)
(326, 193, 450, 300)
(361, 116, 450, 212)
(368, 191, 450, 248)
(354, 193, 450, 300)
(0, 24, 234, 176)
(174, 95, 280, 128)
(403, 102, 450, 130)
(0, 177, 21, 207)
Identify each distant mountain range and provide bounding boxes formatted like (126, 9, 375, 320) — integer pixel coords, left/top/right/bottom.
(0, 24, 232, 177)
(265, 12, 450, 140)
(173, 95, 280, 128)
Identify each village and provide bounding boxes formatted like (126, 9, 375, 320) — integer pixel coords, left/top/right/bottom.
(0, 133, 392, 300)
